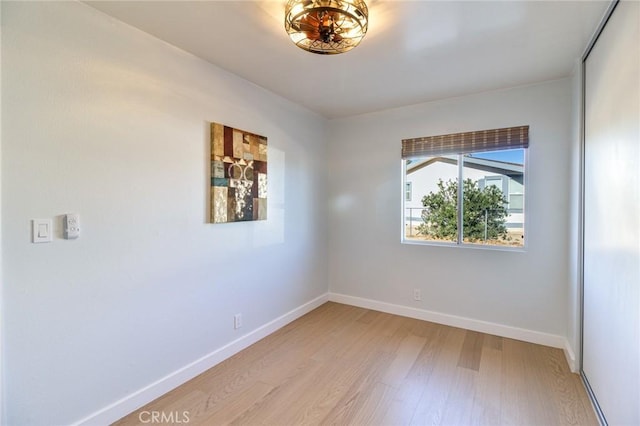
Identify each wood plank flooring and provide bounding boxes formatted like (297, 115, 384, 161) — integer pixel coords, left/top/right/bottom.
(114, 302, 597, 426)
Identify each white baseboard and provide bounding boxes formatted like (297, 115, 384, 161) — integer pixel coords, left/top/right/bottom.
(73, 293, 329, 426)
(73, 291, 578, 425)
(563, 340, 579, 373)
(329, 292, 569, 350)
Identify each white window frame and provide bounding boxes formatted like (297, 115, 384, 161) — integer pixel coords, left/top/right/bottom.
(401, 148, 528, 251)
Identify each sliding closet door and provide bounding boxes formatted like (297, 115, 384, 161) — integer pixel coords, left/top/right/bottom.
(583, 1, 639, 424)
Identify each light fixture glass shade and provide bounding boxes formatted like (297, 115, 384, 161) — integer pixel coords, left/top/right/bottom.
(284, 0, 368, 55)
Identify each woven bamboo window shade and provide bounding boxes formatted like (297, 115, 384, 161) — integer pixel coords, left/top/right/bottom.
(401, 125, 529, 159)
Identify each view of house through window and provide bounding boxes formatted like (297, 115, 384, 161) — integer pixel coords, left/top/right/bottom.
(404, 148, 525, 247)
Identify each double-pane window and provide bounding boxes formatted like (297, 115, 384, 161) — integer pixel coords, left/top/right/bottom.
(402, 126, 528, 248)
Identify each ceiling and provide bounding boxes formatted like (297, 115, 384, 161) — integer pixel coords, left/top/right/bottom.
(85, 1, 609, 119)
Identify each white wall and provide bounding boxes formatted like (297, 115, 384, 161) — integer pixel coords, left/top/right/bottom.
(328, 79, 572, 340)
(1, 2, 327, 424)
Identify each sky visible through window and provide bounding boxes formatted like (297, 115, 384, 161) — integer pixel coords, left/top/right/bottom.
(469, 149, 524, 164)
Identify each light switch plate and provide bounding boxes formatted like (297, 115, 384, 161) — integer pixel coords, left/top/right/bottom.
(32, 219, 52, 243)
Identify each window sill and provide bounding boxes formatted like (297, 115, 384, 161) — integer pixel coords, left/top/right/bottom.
(401, 238, 526, 252)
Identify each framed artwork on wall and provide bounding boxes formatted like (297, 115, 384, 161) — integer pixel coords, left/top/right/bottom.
(210, 122, 267, 223)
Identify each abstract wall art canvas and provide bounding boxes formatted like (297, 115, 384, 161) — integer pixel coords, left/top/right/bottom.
(210, 122, 267, 223)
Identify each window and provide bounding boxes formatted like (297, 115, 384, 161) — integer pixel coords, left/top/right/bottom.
(402, 126, 528, 248)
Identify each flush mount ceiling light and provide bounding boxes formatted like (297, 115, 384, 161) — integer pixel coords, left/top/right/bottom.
(284, 0, 368, 55)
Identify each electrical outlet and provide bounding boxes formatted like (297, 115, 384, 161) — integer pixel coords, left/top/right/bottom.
(413, 288, 421, 301)
(234, 313, 242, 329)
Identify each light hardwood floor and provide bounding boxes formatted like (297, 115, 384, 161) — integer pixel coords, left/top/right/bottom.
(114, 302, 598, 425)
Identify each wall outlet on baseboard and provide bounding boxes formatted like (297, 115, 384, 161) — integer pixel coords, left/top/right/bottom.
(234, 313, 242, 329)
(413, 288, 421, 301)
